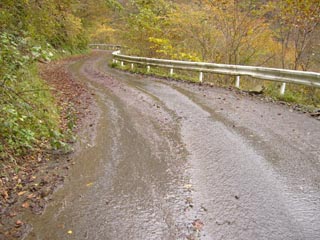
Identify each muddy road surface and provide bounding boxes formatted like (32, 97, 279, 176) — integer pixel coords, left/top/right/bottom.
(24, 51, 320, 240)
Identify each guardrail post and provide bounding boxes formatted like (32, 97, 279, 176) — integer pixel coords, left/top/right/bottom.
(170, 68, 174, 76)
(280, 83, 286, 95)
(131, 63, 134, 70)
(199, 72, 203, 83)
(121, 61, 124, 67)
(235, 76, 240, 88)
(147, 65, 150, 73)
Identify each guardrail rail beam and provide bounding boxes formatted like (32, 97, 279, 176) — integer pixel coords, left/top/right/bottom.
(111, 48, 320, 92)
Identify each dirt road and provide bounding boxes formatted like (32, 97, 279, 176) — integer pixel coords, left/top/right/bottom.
(24, 51, 320, 240)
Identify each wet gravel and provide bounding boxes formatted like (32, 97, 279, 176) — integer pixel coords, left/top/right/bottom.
(23, 51, 320, 240)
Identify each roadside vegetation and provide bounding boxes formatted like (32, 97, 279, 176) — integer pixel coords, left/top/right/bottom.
(0, 1, 120, 237)
(0, 0, 119, 162)
(1, 0, 319, 190)
(0, 0, 319, 237)
(1, 0, 319, 163)
(100, 0, 320, 107)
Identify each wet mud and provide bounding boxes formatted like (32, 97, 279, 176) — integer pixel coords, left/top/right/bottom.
(23, 51, 320, 240)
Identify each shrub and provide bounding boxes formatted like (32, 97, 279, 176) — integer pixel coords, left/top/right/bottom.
(0, 32, 64, 161)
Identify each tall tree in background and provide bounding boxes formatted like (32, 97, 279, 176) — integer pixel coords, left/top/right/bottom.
(270, 0, 320, 70)
(75, 0, 122, 43)
(203, 0, 277, 65)
(165, 3, 219, 61)
(116, 0, 172, 57)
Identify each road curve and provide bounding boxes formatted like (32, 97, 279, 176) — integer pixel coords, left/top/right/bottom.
(24, 51, 320, 240)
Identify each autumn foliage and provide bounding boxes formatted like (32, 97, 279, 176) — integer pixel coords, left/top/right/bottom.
(105, 0, 320, 72)
(100, 0, 319, 105)
(1, 0, 319, 160)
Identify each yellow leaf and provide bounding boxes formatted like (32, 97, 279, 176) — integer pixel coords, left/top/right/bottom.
(18, 191, 27, 196)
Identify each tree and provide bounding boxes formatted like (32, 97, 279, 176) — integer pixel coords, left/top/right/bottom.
(203, 0, 277, 65)
(270, 0, 320, 70)
(117, 0, 172, 57)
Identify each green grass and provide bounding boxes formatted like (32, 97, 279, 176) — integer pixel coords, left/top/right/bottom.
(0, 32, 90, 162)
(112, 62, 201, 83)
(0, 63, 65, 161)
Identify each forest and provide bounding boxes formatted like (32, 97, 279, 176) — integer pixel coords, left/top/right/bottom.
(110, 0, 320, 71)
(0, 0, 319, 160)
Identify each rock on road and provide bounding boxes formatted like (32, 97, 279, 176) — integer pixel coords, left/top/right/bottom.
(24, 51, 320, 240)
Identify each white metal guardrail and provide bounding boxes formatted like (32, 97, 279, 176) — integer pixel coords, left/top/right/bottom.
(92, 44, 319, 95)
(89, 44, 121, 50)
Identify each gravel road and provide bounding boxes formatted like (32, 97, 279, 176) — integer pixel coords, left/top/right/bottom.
(24, 51, 320, 240)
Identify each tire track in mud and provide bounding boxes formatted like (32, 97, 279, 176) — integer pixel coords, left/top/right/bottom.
(96, 51, 320, 240)
(140, 82, 319, 240)
(24, 51, 320, 240)
(24, 51, 195, 240)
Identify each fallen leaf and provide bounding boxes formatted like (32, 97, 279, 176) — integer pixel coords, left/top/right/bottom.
(22, 201, 30, 208)
(27, 193, 36, 199)
(15, 220, 23, 227)
(192, 219, 204, 231)
(86, 182, 94, 187)
(9, 212, 17, 217)
(57, 224, 65, 229)
(18, 191, 27, 196)
(67, 230, 73, 234)
(1, 191, 9, 200)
